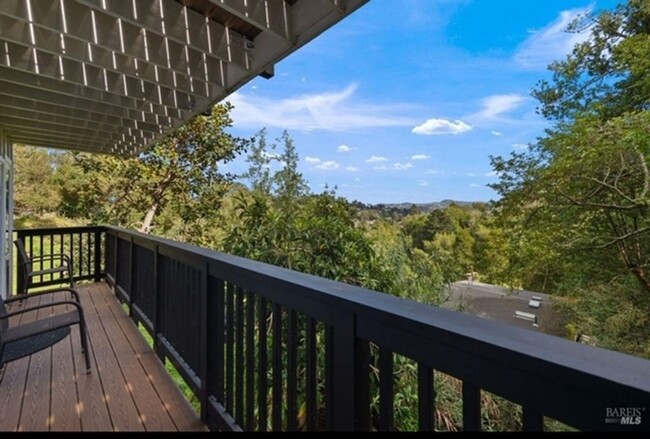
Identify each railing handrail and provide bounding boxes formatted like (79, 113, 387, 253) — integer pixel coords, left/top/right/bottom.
(103, 224, 650, 397)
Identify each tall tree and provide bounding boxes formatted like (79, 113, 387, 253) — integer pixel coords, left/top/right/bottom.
(491, 0, 650, 294)
(13, 145, 61, 215)
(72, 103, 248, 233)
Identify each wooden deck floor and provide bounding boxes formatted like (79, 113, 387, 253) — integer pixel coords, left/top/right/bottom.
(0, 283, 206, 432)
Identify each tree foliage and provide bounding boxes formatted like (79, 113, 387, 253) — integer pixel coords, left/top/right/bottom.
(13, 145, 61, 215)
(66, 103, 248, 233)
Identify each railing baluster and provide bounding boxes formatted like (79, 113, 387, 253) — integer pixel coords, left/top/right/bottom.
(306, 317, 317, 431)
(225, 282, 235, 416)
(245, 291, 255, 431)
(379, 348, 394, 432)
(94, 229, 102, 282)
(523, 408, 544, 432)
(87, 230, 92, 277)
(38, 234, 44, 284)
(69, 233, 74, 281)
(462, 382, 481, 432)
(78, 232, 83, 278)
(418, 364, 435, 431)
(287, 310, 298, 431)
(257, 298, 268, 432)
(324, 325, 333, 431)
(272, 303, 283, 431)
(235, 287, 245, 427)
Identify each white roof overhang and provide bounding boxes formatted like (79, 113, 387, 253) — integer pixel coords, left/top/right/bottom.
(0, 0, 368, 155)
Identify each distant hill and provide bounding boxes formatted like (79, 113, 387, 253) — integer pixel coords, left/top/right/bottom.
(371, 200, 484, 213)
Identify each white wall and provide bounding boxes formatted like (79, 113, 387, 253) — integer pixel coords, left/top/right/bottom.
(0, 127, 12, 299)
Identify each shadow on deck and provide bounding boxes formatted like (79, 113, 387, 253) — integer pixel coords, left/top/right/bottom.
(0, 283, 206, 432)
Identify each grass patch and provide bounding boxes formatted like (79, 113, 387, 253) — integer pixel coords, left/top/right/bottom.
(134, 320, 200, 414)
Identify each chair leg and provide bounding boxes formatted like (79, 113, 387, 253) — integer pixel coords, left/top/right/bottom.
(79, 321, 92, 374)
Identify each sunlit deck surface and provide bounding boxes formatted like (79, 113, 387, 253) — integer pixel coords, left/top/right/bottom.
(0, 283, 206, 432)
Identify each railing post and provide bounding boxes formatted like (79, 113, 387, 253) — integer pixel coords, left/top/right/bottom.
(94, 228, 102, 282)
(113, 232, 120, 296)
(128, 236, 135, 319)
(329, 313, 370, 431)
(152, 244, 165, 362)
(199, 262, 210, 426)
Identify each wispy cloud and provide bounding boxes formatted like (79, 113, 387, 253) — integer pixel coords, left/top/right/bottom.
(374, 166, 388, 171)
(486, 171, 499, 177)
(411, 154, 431, 160)
(514, 6, 593, 70)
(305, 156, 321, 164)
(491, 130, 503, 136)
(512, 143, 528, 150)
(394, 162, 414, 171)
(367, 156, 388, 163)
(425, 169, 442, 175)
(337, 144, 355, 153)
(228, 84, 418, 131)
(419, 181, 429, 187)
(315, 161, 340, 171)
(469, 183, 482, 188)
(472, 94, 525, 121)
(346, 166, 359, 172)
(412, 118, 472, 135)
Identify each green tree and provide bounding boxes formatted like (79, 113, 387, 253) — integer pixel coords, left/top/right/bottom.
(533, 0, 650, 121)
(70, 103, 248, 233)
(13, 145, 61, 215)
(491, 0, 650, 296)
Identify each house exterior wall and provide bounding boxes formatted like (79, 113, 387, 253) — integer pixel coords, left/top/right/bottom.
(0, 127, 12, 299)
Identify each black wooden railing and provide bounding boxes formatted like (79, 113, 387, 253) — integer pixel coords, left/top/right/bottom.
(15, 226, 104, 292)
(15, 226, 650, 432)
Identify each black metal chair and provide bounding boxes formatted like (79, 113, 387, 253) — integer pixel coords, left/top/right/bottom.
(0, 288, 92, 373)
(14, 239, 75, 296)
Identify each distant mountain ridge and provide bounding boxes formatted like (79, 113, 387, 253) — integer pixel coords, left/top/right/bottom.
(371, 200, 483, 212)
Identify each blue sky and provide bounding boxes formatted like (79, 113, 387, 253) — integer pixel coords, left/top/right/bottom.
(224, 0, 620, 204)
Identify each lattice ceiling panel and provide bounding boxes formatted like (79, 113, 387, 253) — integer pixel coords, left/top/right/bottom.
(0, 0, 368, 155)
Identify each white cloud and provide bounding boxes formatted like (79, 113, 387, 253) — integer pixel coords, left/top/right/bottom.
(486, 171, 499, 177)
(411, 154, 431, 160)
(337, 144, 356, 153)
(419, 181, 429, 187)
(469, 183, 482, 188)
(315, 161, 340, 171)
(466, 172, 477, 177)
(374, 166, 388, 171)
(512, 143, 528, 150)
(492, 130, 503, 136)
(305, 156, 321, 164)
(394, 162, 414, 171)
(367, 156, 388, 163)
(425, 169, 442, 175)
(412, 118, 472, 136)
(473, 94, 525, 121)
(514, 6, 593, 70)
(346, 166, 359, 172)
(228, 83, 418, 132)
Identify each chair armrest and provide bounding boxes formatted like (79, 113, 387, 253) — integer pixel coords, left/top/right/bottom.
(29, 266, 70, 277)
(30, 254, 72, 263)
(30, 254, 72, 270)
(0, 300, 84, 320)
(5, 287, 80, 304)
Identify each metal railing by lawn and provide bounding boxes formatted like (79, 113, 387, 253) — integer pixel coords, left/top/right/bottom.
(14, 226, 650, 432)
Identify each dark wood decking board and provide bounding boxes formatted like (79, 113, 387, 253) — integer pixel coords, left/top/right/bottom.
(0, 283, 206, 432)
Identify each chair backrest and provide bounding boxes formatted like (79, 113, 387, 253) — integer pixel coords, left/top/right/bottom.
(14, 239, 32, 274)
